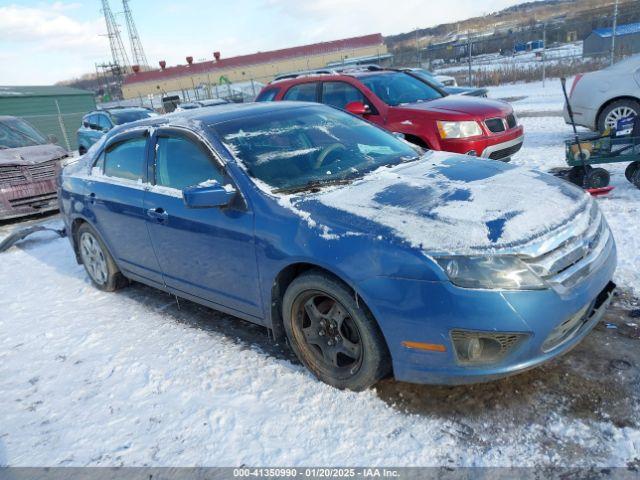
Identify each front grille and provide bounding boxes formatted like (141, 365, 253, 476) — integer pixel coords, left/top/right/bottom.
(488, 141, 522, 160)
(485, 118, 506, 133)
(506, 113, 517, 129)
(522, 204, 613, 294)
(0, 160, 58, 186)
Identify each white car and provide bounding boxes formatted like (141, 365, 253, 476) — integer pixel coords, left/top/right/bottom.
(564, 55, 640, 132)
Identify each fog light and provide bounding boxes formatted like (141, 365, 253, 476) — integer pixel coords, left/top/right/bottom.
(451, 330, 527, 365)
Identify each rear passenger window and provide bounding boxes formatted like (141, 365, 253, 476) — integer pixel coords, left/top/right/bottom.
(283, 83, 318, 102)
(155, 136, 224, 190)
(256, 88, 279, 102)
(322, 82, 365, 110)
(104, 138, 146, 182)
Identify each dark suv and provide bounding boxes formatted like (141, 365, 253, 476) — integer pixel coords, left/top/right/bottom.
(257, 69, 523, 160)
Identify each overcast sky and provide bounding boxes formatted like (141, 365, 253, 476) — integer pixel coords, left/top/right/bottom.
(0, 0, 533, 85)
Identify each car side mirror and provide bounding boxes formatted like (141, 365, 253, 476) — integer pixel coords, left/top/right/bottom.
(182, 181, 236, 208)
(345, 101, 370, 116)
(46, 134, 58, 144)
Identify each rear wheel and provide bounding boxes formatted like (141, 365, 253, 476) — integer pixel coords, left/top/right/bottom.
(584, 168, 610, 189)
(625, 161, 640, 182)
(77, 223, 127, 292)
(282, 271, 390, 391)
(598, 99, 640, 132)
(567, 165, 591, 186)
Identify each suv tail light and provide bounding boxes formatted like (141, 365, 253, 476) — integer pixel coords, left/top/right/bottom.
(569, 74, 584, 98)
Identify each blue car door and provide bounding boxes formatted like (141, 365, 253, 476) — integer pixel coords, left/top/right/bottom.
(85, 129, 164, 286)
(143, 128, 262, 318)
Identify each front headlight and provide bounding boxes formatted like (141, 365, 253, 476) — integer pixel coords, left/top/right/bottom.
(436, 120, 483, 139)
(434, 256, 546, 290)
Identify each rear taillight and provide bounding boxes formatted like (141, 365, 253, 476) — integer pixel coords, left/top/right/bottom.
(569, 74, 584, 98)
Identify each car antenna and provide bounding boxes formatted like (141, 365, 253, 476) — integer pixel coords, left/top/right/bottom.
(561, 77, 588, 189)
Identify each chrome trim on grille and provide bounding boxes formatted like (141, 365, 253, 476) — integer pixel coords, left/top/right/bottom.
(521, 203, 614, 294)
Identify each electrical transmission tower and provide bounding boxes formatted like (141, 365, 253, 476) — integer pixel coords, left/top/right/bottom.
(122, 0, 149, 69)
(100, 0, 130, 76)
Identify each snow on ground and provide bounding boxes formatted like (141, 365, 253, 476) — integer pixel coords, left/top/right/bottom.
(435, 42, 583, 76)
(487, 78, 567, 114)
(1, 92, 640, 468)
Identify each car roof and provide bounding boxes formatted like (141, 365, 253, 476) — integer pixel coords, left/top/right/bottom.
(107, 101, 322, 137)
(269, 70, 397, 88)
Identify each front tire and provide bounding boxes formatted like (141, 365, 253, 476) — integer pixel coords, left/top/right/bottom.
(282, 271, 391, 391)
(77, 223, 127, 292)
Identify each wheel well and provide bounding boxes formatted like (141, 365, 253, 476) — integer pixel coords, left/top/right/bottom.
(403, 133, 430, 149)
(597, 96, 640, 127)
(70, 218, 87, 263)
(270, 263, 357, 342)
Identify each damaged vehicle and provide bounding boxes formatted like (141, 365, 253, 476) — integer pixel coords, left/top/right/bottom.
(58, 102, 616, 390)
(0, 116, 68, 221)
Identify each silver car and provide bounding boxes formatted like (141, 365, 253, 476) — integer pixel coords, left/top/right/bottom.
(564, 55, 640, 132)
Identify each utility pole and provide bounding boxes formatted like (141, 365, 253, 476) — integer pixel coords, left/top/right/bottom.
(611, 0, 618, 66)
(542, 23, 546, 87)
(415, 28, 421, 67)
(467, 31, 472, 87)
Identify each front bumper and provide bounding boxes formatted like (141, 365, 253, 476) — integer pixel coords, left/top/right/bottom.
(438, 126, 524, 160)
(0, 179, 59, 220)
(357, 238, 617, 385)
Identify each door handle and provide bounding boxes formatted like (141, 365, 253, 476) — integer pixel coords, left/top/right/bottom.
(146, 207, 169, 222)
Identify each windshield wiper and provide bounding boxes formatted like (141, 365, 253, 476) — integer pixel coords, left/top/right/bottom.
(273, 176, 356, 195)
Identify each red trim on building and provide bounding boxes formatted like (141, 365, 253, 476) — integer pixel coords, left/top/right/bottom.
(123, 33, 384, 85)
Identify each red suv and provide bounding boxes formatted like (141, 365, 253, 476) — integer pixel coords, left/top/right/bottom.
(257, 69, 524, 161)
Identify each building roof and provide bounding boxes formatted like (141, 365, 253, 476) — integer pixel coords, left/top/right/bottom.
(0, 85, 94, 98)
(123, 33, 384, 85)
(593, 22, 640, 39)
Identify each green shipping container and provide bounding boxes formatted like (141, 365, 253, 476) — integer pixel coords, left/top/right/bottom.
(0, 85, 96, 151)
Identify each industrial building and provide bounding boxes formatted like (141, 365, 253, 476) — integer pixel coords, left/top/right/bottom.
(583, 22, 640, 57)
(0, 86, 95, 151)
(121, 34, 387, 99)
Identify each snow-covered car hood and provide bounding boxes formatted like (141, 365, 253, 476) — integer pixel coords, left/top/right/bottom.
(289, 152, 590, 255)
(0, 144, 68, 166)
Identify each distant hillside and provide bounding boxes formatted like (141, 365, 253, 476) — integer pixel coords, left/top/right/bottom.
(386, 0, 636, 52)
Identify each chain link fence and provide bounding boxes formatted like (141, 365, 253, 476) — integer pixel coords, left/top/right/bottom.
(389, 5, 640, 87)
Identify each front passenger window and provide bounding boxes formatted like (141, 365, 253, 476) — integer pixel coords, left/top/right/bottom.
(104, 138, 146, 182)
(155, 136, 224, 190)
(322, 82, 366, 110)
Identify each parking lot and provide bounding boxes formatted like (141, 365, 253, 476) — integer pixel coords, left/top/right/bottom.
(1, 80, 639, 467)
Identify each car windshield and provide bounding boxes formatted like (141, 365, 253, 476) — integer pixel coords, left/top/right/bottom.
(111, 110, 155, 125)
(213, 106, 421, 192)
(410, 69, 445, 88)
(0, 117, 47, 149)
(359, 72, 443, 106)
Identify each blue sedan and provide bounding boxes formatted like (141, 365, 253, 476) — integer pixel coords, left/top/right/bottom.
(58, 102, 616, 390)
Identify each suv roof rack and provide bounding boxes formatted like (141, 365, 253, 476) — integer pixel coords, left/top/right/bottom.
(272, 64, 387, 82)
